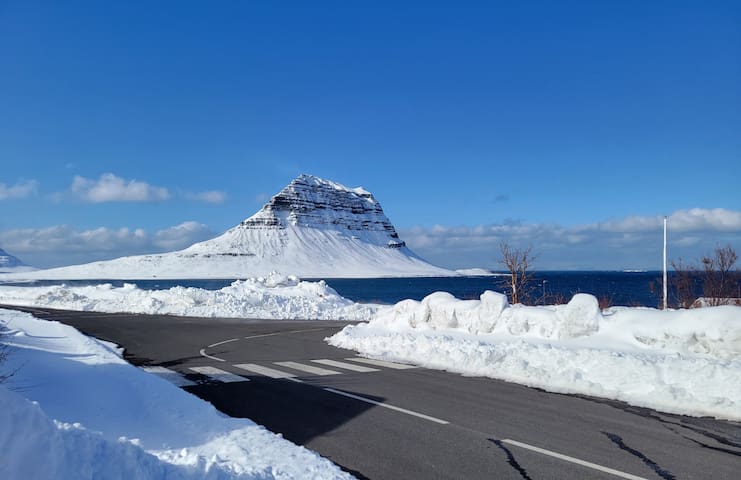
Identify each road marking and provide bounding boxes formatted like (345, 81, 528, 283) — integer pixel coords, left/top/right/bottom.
(189, 366, 249, 383)
(312, 359, 379, 372)
(198, 349, 226, 362)
(234, 363, 297, 379)
(242, 332, 284, 340)
(207, 338, 240, 348)
(274, 361, 341, 376)
(346, 357, 417, 369)
(141, 366, 196, 387)
(199, 328, 330, 362)
(242, 328, 327, 341)
(323, 387, 449, 425)
(501, 439, 648, 480)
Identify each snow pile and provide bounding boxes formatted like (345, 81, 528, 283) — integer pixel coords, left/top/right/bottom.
(329, 291, 741, 420)
(0, 273, 378, 320)
(0, 309, 352, 479)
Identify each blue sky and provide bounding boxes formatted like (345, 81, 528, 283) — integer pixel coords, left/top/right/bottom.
(1, 0, 739, 270)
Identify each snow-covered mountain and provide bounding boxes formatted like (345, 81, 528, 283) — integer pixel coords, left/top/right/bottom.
(0, 248, 36, 274)
(4, 175, 455, 279)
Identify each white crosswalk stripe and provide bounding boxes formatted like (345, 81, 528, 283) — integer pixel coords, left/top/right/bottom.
(345, 357, 416, 369)
(189, 366, 249, 383)
(311, 359, 379, 372)
(233, 363, 297, 379)
(142, 366, 196, 387)
(274, 361, 341, 376)
(172, 357, 417, 384)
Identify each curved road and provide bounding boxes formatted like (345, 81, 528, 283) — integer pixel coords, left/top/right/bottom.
(5, 305, 740, 479)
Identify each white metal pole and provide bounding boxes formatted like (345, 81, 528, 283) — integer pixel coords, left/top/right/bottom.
(663, 216, 668, 310)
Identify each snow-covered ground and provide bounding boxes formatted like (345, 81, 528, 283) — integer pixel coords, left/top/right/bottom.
(0, 308, 353, 479)
(0, 273, 378, 321)
(329, 291, 741, 421)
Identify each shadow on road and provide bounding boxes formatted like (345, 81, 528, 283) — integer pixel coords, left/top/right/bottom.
(186, 377, 378, 445)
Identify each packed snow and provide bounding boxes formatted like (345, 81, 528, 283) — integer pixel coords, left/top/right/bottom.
(0, 273, 378, 321)
(328, 291, 741, 421)
(0, 308, 353, 479)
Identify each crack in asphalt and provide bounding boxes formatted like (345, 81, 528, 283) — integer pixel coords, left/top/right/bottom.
(679, 434, 741, 458)
(489, 439, 533, 480)
(602, 432, 675, 480)
(578, 395, 741, 455)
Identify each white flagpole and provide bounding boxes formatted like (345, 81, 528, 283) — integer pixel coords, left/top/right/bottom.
(663, 216, 668, 310)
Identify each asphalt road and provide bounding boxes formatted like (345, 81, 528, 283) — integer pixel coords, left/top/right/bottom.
(5, 305, 740, 479)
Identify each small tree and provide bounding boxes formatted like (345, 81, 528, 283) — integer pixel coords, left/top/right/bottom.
(498, 242, 536, 304)
(700, 245, 740, 306)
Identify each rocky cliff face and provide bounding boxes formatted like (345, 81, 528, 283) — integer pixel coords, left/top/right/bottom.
(241, 174, 404, 245)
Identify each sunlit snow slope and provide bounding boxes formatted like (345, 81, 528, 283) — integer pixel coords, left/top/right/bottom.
(4, 175, 453, 279)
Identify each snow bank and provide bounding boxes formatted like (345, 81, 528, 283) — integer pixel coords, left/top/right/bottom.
(0, 273, 378, 321)
(0, 309, 352, 479)
(328, 291, 741, 420)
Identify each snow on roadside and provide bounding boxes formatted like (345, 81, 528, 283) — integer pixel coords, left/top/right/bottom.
(0, 309, 353, 479)
(0, 272, 378, 321)
(328, 291, 741, 421)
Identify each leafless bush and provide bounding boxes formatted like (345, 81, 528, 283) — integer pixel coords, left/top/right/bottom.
(670, 258, 698, 309)
(701, 245, 740, 306)
(550, 292, 569, 305)
(670, 245, 740, 308)
(498, 243, 536, 305)
(598, 294, 614, 310)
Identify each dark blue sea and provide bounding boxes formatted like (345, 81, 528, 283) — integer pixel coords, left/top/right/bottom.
(2, 271, 672, 307)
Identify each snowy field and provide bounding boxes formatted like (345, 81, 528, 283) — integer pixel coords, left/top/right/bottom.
(329, 291, 741, 421)
(0, 308, 353, 479)
(0, 273, 378, 321)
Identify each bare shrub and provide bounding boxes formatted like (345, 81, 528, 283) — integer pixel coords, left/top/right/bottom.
(670, 258, 698, 309)
(701, 245, 740, 306)
(498, 243, 536, 305)
(670, 245, 740, 308)
(598, 294, 614, 310)
(551, 292, 569, 305)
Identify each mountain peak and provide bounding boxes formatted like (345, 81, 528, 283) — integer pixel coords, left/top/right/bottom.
(241, 175, 399, 240)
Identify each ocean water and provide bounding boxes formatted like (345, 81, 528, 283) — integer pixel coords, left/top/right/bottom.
(1, 271, 671, 307)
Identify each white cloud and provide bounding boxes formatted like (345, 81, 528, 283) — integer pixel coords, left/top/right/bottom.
(71, 173, 171, 203)
(401, 208, 741, 270)
(0, 180, 38, 200)
(187, 190, 227, 204)
(590, 208, 741, 233)
(668, 208, 741, 232)
(153, 222, 213, 250)
(0, 222, 215, 268)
